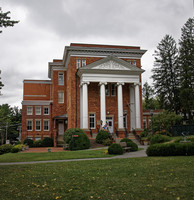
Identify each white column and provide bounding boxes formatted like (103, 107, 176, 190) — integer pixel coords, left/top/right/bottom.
(117, 82, 124, 129)
(135, 83, 141, 128)
(99, 82, 107, 127)
(80, 84, 83, 128)
(80, 82, 89, 129)
(129, 85, 136, 130)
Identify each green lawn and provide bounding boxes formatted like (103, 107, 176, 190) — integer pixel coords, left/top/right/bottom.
(0, 149, 113, 163)
(0, 157, 193, 200)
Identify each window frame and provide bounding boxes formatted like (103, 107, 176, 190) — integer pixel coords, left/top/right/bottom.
(43, 120, 49, 131)
(35, 119, 41, 131)
(43, 106, 49, 115)
(27, 119, 33, 131)
(58, 91, 64, 104)
(111, 84, 116, 96)
(58, 72, 64, 85)
(76, 59, 81, 69)
(132, 60, 136, 66)
(35, 106, 41, 115)
(123, 115, 127, 129)
(89, 113, 95, 129)
(27, 106, 33, 115)
(105, 84, 109, 96)
(82, 59, 86, 67)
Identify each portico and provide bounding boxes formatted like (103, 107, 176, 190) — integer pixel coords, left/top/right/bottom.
(78, 55, 144, 133)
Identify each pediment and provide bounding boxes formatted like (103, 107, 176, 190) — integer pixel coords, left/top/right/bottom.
(92, 60, 129, 70)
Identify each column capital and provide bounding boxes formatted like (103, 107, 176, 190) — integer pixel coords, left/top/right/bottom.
(79, 81, 90, 87)
(117, 82, 125, 86)
(98, 82, 107, 86)
(134, 82, 141, 86)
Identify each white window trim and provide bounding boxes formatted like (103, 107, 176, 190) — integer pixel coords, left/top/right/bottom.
(58, 91, 64, 104)
(82, 59, 86, 67)
(44, 106, 49, 115)
(89, 113, 95, 129)
(35, 119, 41, 131)
(58, 72, 64, 86)
(27, 119, 33, 131)
(77, 59, 81, 69)
(27, 106, 33, 115)
(43, 120, 49, 131)
(35, 106, 41, 115)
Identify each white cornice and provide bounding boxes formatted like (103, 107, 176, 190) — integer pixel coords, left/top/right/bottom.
(22, 101, 53, 106)
(23, 80, 52, 84)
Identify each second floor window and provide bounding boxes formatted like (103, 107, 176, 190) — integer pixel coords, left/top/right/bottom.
(58, 91, 64, 104)
(44, 107, 49, 115)
(43, 120, 49, 131)
(82, 59, 86, 67)
(27, 120, 33, 131)
(58, 72, 64, 85)
(35, 120, 41, 131)
(27, 106, 33, 115)
(105, 85, 109, 96)
(111, 84, 116, 96)
(35, 106, 41, 115)
(77, 59, 81, 69)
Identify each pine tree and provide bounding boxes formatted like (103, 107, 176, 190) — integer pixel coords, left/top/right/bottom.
(142, 82, 154, 109)
(179, 17, 194, 123)
(152, 35, 180, 113)
(0, 7, 19, 33)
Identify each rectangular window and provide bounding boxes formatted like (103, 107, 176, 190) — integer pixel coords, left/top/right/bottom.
(143, 118, 147, 129)
(132, 60, 136, 66)
(123, 115, 127, 128)
(111, 84, 116, 96)
(44, 107, 49, 115)
(89, 113, 95, 129)
(43, 120, 49, 131)
(35, 106, 41, 115)
(105, 84, 109, 96)
(58, 72, 64, 85)
(82, 59, 86, 67)
(77, 59, 81, 69)
(27, 106, 33, 115)
(35, 120, 41, 131)
(27, 120, 33, 131)
(35, 137, 41, 141)
(58, 91, 64, 104)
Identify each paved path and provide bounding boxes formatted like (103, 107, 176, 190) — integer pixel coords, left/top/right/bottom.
(0, 145, 148, 166)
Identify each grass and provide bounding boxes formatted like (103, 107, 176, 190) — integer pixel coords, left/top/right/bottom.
(0, 149, 114, 163)
(0, 156, 194, 200)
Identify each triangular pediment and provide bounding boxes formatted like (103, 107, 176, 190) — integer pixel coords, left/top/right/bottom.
(78, 55, 144, 76)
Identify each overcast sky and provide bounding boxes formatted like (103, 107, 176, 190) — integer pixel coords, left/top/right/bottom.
(0, 0, 193, 108)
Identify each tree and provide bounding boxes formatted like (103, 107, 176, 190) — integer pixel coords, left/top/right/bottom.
(0, 70, 3, 95)
(142, 81, 154, 109)
(152, 35, 180, 113)
(179, 17, 194, 123)
(0, 7, 19, 33)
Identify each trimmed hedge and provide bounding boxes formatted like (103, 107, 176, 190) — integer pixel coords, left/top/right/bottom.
(23, 138, 34, 147)
(96, 130, 109, 144)
(150, 134, 171, 145)
(102, 138, 112, 146)
(64, 128, 90, 151)
(146, 142, 194, 156)
(42, 137, 53, 147)
(108, 143, 123, 155)
(0, 144, 13, 155)
(120, 138, 138, 152)
(11, 146, 20, 153)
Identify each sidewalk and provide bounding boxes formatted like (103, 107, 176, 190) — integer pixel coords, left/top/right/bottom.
(0, 145, 148, 166)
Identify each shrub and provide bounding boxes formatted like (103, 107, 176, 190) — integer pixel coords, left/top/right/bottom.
(120, 138, 138, 152)
(33, 140, 42, 147)
(102, 138, 112, 146)
(0, 144, 13, 155)
(140, 129, 149, 137)
(108, 144, 123, 155)
(64, 128, 85, 144)
(11, 146, 20, 153)
(146, 142, 194, 156)
(68, 132, 90, 151)
(96, 130, 109, 144)
(14, 144, 26, 151)
(42, 137, 53, 147)
(23, 138, 34, 147)
(150, 134, 171, 145)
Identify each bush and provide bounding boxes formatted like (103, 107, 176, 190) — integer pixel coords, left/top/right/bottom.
(102, 138, 112, 146)
(23, 138, 34, 147)
(42, 137, 53, 147)
(0, 144, 13, 155)
(120, 138, 138, 152)
(64, 128, 85, 144)
(11, 146, 20, 153)
(108, 143, 123, 155)
(33, 140, 42, 147)
(96, 130, 110, 144)
(150, 134, 171, 145)
(140, 129, 149, 137)
(14, 144, 26, 151)
(146, 142, 194, 156)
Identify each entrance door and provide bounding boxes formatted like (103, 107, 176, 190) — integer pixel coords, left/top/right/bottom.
(58, 121, 64, 135)
(106, 117, 113, 133)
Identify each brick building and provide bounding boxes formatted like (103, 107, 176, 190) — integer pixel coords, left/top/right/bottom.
(22, 43, 147, 146)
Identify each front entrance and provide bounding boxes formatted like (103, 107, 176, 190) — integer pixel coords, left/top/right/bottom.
(106, 117, 113, 133)
(58, 121, 64, 136)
